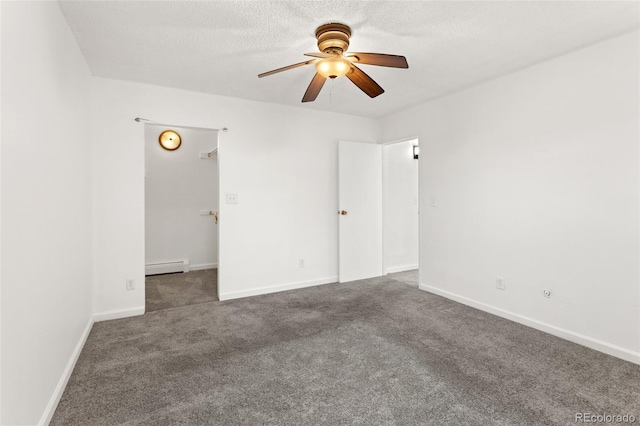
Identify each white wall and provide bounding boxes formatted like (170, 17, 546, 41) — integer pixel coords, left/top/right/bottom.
(380, 31, 640, 363)
(383, 140, 419, 273)
(1, 2, 93, 424)
(91, 77, 378, 314)
(145, 125, 219, 271)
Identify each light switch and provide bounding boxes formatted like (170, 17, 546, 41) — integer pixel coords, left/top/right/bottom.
(226, 193, 238, 204)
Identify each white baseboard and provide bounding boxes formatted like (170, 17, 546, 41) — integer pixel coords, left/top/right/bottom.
(386, 264, 419, 274)
(93, 306, 145, 322)
(190, 263, 217, 271)
(39, 317, 94, 426)
(219, 276, 338, 301)
(419, 283, 640, 365)
(38, 307, 145, 423)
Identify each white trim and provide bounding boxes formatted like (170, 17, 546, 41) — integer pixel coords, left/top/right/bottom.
(386, 264, 419, 274)
(39, 317, 94, 426)
(419, 283, 640, 365)
(190, 263, 217, 271)
(380, 136, 420, 146)
(219, 276, 338, 301)
(93, 306, 145, 322)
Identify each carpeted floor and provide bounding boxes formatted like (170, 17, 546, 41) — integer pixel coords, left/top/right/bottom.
(386, 269, 419, 287)
(145, 269, 218, 312)
(52, 272, 639, 425)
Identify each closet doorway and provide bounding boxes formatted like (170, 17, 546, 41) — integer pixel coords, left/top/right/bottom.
(144, 124, 220, 312)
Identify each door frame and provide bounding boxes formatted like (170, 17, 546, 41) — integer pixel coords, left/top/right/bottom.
(380, 136, 421, 283)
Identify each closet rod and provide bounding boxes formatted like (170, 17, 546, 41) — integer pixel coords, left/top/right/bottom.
(134, 117, 228, 132)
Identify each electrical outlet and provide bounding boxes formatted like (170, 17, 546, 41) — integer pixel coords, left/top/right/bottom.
(299, 259, 305, 268)
(496, 276, 505, 290)
(126, 279, 135, 291)
(226, 193, 238, 204)
(430, 196, 438, 207)
(543, 289, 551, 298)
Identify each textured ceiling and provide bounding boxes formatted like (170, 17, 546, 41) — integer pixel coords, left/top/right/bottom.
(58, 1, 639, 118)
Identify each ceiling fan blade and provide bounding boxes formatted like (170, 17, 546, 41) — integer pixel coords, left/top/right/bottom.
(258, 59, 317, 78)
(302, 73, 327, 102)
(346, 52, 408, 68)
(346, 65, 384, 98)
(304, 52, 334, 59)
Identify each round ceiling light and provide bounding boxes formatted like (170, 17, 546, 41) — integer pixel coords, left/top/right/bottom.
(158, 130, 181, 151)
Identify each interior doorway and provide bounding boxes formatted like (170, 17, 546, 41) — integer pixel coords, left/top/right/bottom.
(337, 138, 419, 285)
(143, 123, 220, 311)
(382, 138, 420, 286)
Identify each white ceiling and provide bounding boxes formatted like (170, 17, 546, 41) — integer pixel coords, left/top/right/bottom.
(58, 1, 639, 118)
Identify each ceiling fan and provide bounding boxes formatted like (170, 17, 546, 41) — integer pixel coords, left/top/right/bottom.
(258, 23, 408, 102)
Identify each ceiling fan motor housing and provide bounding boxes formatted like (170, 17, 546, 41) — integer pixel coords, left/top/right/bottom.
(316, 23, 351, 54)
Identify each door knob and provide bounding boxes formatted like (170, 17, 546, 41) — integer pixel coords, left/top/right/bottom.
(340, 210, 348, 215)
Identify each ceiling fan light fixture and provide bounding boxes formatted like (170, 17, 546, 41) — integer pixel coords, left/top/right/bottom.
(316, 57, 350, 79)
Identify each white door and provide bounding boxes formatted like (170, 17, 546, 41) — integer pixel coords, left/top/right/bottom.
(338, 141, 383, 283)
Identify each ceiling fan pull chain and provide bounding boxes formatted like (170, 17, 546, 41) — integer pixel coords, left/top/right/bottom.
(330, 80, 334, 104)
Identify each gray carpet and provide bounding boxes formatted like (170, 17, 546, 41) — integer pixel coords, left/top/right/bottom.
(145, 269, 218, 312)
(52, 272, 639, 425)
(386, 269, 419, 287)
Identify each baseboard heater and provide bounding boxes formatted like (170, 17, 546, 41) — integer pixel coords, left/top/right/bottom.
(145, 260, 189, 276)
